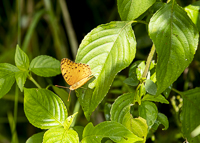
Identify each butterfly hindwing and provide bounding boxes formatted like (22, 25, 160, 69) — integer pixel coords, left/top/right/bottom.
(61, 58, 92, 86)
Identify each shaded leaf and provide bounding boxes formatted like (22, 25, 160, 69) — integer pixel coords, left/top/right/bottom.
(149, 1, 199, 95)
(180, 87, 200, 142)
(139, 101, 158, 128)
(142, 94, 169, 104)
(26, 132, 45, 143)
(0, 63, 19, 99)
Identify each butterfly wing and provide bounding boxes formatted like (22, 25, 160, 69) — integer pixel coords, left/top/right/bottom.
(61, 58, 92, 86)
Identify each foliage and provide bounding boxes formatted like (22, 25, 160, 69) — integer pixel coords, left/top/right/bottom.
(0, 0, 200, 143)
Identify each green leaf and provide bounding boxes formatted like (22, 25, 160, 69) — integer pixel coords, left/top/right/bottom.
(73, 126, 84, 141)
(29, 55, 61, 77)
(142, 94, 169, 104)
(26, 132, 45, 143)
(162, 84, 172, 98)
(184, 1, 200, 31)
(63, 112, 78, 130)
(136, 61, 145, 80)
(117, 0, 156, 20)
(139, 101, 158, 128)
(43, 127, 79, 143)
(15, 70, 28, 92)
(52, 86, 70, 111)
(24, 88, 68, 129)
(104, 103, 112, 121)
(0, 63, 19, 99)
(123, 77, 139, 86)
(144, 79, 157, 95)
(180, 88, 200, 142)
(123, 117, 148, 143)
(148, 113, 169, 136)
(111, 93, 134, 123)
(110, 93, 148, 143)
(76, 21, 136, 120)
(82, 122, 143, 143)
(149, 1, 199, 95)
(15, 45, 30, 70)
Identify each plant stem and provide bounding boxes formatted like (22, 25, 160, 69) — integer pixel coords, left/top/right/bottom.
(59, 0, 78, 59)
(17, 0, 21, 45)
(142, 44, 156, 78)
(71, 100, 80, 127)
(28, 74, 42, 88)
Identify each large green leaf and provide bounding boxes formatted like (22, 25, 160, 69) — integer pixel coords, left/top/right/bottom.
(29, 55, 61, 77)
(43, 127, 79, 143)
(149, 1, 199, 94)
(82, 122, 143, 143)
(15, 45, 30, 70)
(76, 21, 136, 120)
(0, 63, 19, 99)
(24, 88, 68, 129)
(117, 0, 156, 20)
(180, 88, 200, 142)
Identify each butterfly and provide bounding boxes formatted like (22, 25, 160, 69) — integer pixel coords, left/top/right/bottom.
(57, 58, 93, 101)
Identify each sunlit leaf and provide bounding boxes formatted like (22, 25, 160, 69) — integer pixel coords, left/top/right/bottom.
(29, 55, 61, 77)
(43, 127, 79, 143)
(76, 21, 136, 120)
(24, 88, 68, 129)
(117, 0, 156, 20)
(15, 45, 29, 70)
(82, 122, 143, 143)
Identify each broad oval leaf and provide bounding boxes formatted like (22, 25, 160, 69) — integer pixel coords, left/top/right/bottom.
(117, 0, 156, 20)
(144, 79, 157, 95)
(15, 45, 30, 70)
(82, 122, 143, 143)
(149, 1, 199, 95)
(139, 101, 158, 128)
(43, 127, 79, 143)
(76, 21, 136, 120)
(24, 88, 68, 129)
(0, 63, 19, 99)
(180, 87, 200, 142)
(29, 55, 60, 77)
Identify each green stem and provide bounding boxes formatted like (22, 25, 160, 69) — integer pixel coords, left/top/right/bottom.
(17, 0, 21, 45)
(28, 74, 42, 88)
(59, 0, 78, 59)
(71, 100, 80, 127)
(142, 44, 156, 78)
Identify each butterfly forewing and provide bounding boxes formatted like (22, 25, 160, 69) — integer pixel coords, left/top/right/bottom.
(61, 58, 92, 86)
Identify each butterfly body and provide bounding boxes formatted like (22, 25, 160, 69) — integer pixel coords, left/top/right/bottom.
(60, 58, 93, 92)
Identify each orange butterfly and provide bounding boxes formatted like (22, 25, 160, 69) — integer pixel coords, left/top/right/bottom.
(57, 58, 93, 101)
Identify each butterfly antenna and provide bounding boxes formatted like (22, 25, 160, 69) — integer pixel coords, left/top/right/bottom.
(68, 90, 71, 101)
(55, 85, 69, 89)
